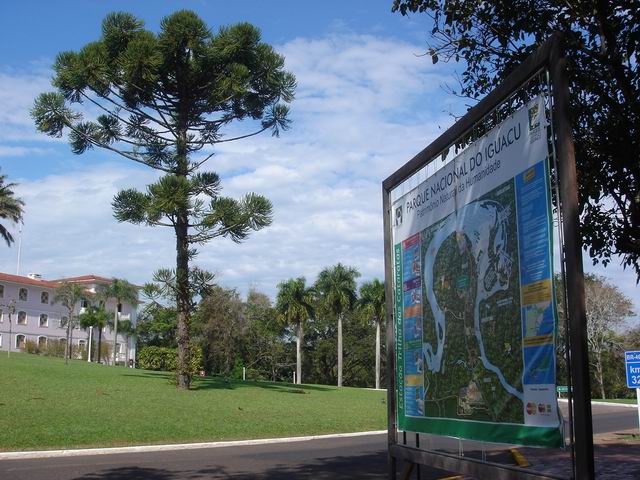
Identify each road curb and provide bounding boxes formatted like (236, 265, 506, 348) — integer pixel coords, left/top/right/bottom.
(0, 430, 387, 460)
(557, 399, 637, 409)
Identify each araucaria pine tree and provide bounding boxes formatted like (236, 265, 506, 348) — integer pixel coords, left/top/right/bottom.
(32, 11, 296, 389)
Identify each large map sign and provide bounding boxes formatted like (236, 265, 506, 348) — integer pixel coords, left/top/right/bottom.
(391, 96, 563, 448)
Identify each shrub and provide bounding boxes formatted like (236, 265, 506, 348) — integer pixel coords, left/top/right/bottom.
(138, 345, 203, 375)
(99, 343, 112, 363)
(75, 345, 88, 361)
(24, 339, 39, 354)
(43, 340, 66, 358)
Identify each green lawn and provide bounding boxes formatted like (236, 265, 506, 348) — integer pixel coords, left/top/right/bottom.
(0, 353, 386, 451)
(592, 398, 637, 404)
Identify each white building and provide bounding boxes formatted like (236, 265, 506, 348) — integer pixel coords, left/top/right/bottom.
(0, 272, 139, 364)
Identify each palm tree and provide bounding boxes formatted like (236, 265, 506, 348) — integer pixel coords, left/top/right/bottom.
(315, 263, 360, 387)
(276, 278, 314, 385)
(118, 319, 136, 367)
(0, 169, 25, 246)
(78, 304, 110, 363)
(53, 282, 86, 364)
(358, 279, 386, 390)
(99, 279, 138, 366)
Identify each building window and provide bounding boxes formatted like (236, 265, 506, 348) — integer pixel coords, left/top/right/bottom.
(17, 311, 27, 325)
(0, 333, 2, 347)
(78, 339, 86, 350)
(39, 314, 48, 327)
(0, 308, 3, 323)
(0, 284, 4, 298)
(38, 336, 47, 349)
(60, 316, 67, 328)
(16, 334, 26, 349)
(41, 292, 49, 304)
(19, 288, 28, 301)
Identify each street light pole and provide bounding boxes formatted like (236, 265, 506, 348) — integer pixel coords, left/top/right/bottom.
(88, 326, 93, 362)
(7, 300, 15, 358)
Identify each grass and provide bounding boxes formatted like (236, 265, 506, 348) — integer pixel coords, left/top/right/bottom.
(592, 398, 637, 404)
(0, 353, 386, 451)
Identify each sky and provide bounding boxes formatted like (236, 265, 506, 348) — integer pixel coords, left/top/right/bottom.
(0, 1, 637, 318)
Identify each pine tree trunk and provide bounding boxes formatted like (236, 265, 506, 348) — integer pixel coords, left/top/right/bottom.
(112, 308, 119, 366)
(296, 321, 303, 385)
(175, 212, 191, 389)
(338, 313, 343, 387)
(174, 110, 192, 389)
(375, 320, 381, 390)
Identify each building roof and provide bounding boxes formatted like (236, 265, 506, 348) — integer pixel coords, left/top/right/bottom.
(0, 273, 140, 290)
(0, 272, 59, 288)
(50, 274, 115, 285)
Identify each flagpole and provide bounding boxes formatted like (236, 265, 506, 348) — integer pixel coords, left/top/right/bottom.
(16, 223, 23, 275)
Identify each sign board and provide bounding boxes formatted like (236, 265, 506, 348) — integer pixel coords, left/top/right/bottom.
(391, 95, 562, 448)
(557, 386, 569, 394)
(625, 351, 640, 388)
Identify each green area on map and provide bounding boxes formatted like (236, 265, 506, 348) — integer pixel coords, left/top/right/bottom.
(418, 179, 524, 423)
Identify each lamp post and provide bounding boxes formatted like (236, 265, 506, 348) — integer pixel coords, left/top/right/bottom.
(6, 299, 15, 358)
(88, 326, 93, 362)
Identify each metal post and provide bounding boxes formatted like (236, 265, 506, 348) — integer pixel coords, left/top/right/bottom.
(383, 185, 398, 480)
(550, 39, 595, 480)
(415, 434, 420, 479)
(88, 326, 93, 362)
(15, 223, 22, 275)
(7, 300, 15, 358)
(636, 388, 640, 433)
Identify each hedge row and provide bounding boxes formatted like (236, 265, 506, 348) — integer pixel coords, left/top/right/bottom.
(138, 345, 203, 374)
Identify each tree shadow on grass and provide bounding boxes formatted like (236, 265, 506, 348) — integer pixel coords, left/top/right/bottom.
(121, 372, 173, 381)
(191, 376, 334, 393)
(121, 372, 333, 393)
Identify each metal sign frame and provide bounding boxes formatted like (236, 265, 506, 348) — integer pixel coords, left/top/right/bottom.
(382, 34, 594, 480)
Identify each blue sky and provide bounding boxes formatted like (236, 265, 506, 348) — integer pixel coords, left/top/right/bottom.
(0, 1, 637, 319)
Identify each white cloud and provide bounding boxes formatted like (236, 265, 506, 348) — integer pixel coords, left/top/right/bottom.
(0, 31, 637, 322)
(0, 70, 53, 142)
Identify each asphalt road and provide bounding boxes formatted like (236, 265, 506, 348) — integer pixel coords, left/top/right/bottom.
(1, 402, 636, 480)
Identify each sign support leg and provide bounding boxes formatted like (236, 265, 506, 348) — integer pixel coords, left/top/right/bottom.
(637, 388, 640, 433)
(550, 39, 595, 480)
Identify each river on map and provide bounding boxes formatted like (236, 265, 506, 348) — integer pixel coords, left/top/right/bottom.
(422, 199, 524, 402)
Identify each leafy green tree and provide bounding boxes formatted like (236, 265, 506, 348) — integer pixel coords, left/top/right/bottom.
(78, 303, 110, 363)
(192, 285, 245, 376)
(118, 319, 136, 365)
(0, 169, 24, 247)
(136, 301, 178, 348)
(244, 289, 288, 381)
(276, 277, 315, 384)
(315, 264, 360, 387)
(625, 324, 640, 351)
(556, 273, 634, 398)
(99, 279, 139, 366)
(32, 11, 295, 388)
(583, 274, 634, 399)
(54, 282, 86, 364)
(392, 0, 640, 280)
(358, 279, 385, 389)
